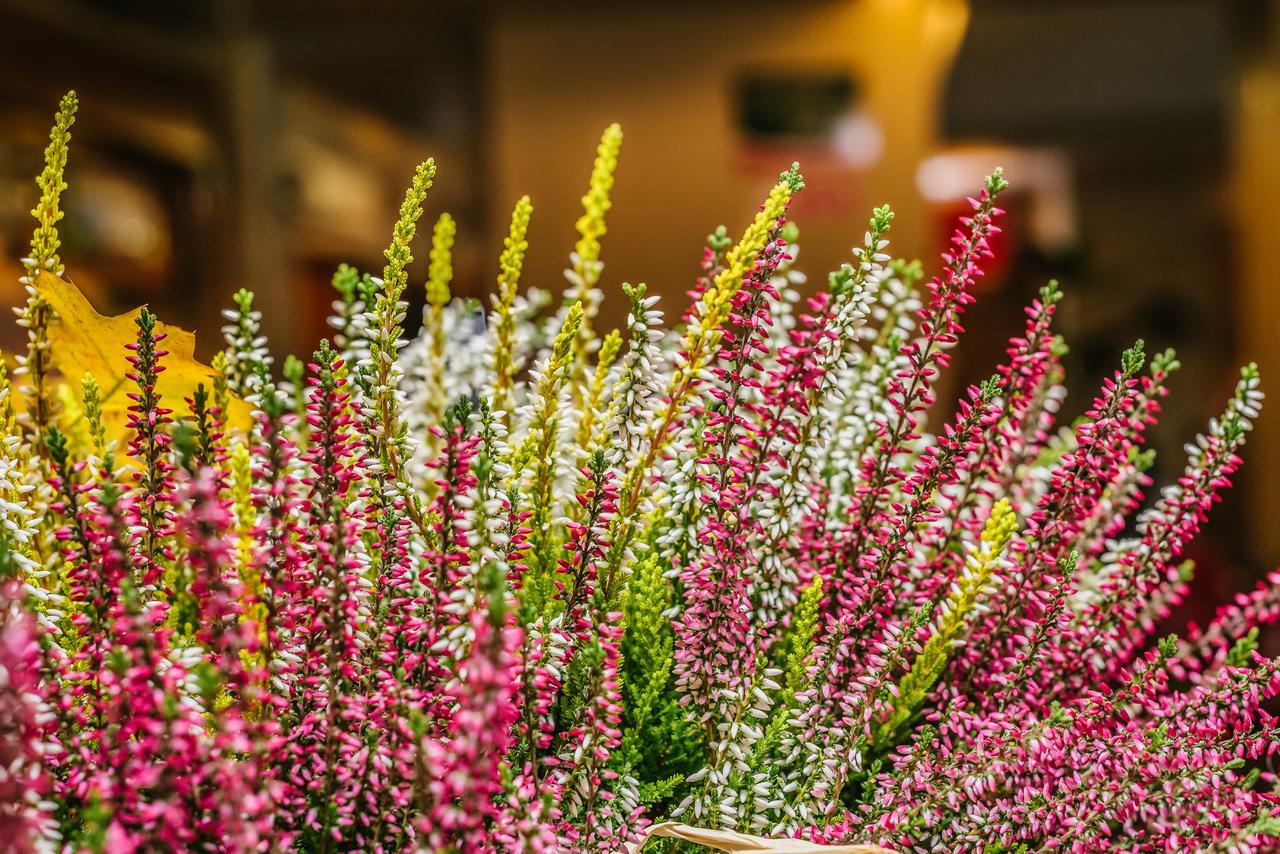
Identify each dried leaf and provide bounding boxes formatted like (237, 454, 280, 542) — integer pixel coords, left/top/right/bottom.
(35, 271, 250, 436)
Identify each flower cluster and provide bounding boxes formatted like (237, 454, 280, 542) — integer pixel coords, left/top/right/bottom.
(3, 92, 1279, 852)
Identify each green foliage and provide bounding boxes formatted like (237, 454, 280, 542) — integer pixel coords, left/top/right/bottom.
(1150, 346, 1180, 377)
(870, 203, 895, 236)
(1129, 445, 1157, 474)
(784, 576, 823, 695)
(705, 225, 732, 256)
(828, 263, 856, 295)
(1226, 627, 1260, 669)
(616, 554, 700, 812)
(746, 577, 823, 781)
(1121, 339, 1146, 379)
(1040, 278, 1063, 306)
(780, 161, 805, 194)
(0, 531, 18, 580)
(332, 262, 360, 304)
(985, 166, 1009, 196)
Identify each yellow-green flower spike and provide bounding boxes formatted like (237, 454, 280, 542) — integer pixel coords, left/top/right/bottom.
(511, 301, 584, 480)
(596, 168, 802, 606)
(621, 169, 798, 512)
(425, 212, 456, 363)
(551, 302, 584, 375)
(81, 373, 106, 459)
(426, 212, 456, 310)
(211, 351, 232, 423)
(703, 173, 797, 332)
(596, 328, 624, 385)
(564, 124, 622, 397)
(18, 92, 79, 434)
(574, 328, 623, 459)
(572, 123, 623, 293)
(382, 159, 437, 305)
(491, 196, 534, 426)
(511, 302, 584, 608)
(230, 440, 255, 535)
(421, 211, 457, 454)
(875, 499, 1018, 749)
(28, 91, 78, 279)
(979, 497, 1019, 553)
(228, 437, 269, 701)
(499, 195, 533, 298)
(370, 159, 437, 501)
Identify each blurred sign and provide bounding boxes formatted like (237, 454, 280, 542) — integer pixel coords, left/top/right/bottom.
(733, 71, 880, 221)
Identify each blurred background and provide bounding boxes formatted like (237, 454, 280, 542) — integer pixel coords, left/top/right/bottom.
(1, 0, 1279, 632)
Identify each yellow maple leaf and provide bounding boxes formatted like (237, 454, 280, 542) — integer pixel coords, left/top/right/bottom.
(34, 271, 251, 439)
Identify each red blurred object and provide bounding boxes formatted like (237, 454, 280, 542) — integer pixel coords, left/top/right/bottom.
(931, 194, 1016, 293)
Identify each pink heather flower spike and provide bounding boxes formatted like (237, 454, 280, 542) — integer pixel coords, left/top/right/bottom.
(0, 575, 56, 852)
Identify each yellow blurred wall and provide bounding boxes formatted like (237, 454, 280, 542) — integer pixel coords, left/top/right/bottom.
(1233, 31, 1280, 565)
(487, 0, 968, 326)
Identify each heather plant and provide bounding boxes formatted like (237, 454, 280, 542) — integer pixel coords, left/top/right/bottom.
(2, 92, 1280, 853)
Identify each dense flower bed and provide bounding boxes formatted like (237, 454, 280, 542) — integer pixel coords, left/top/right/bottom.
(2, 92, 1279, 852)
